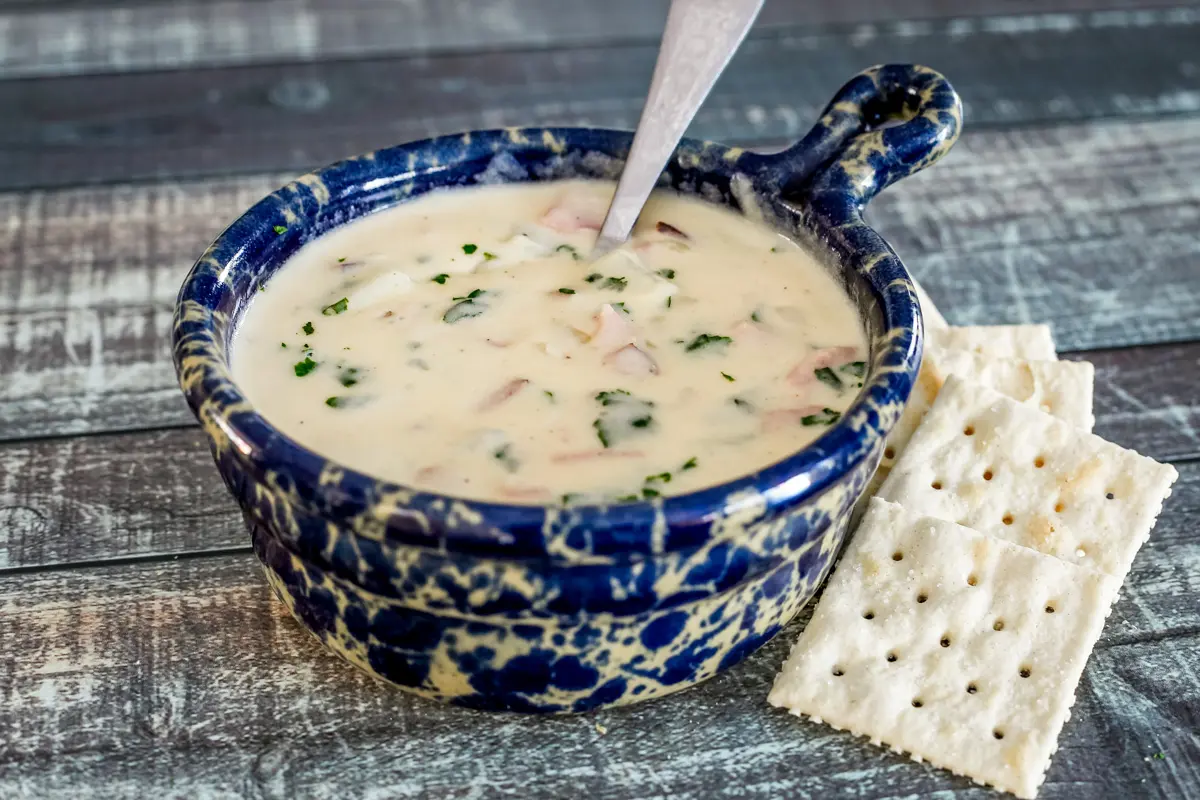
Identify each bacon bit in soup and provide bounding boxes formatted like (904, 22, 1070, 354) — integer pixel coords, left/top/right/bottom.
(786, 346, 861, 387)
(478, 378, 529, 411)
(655, 221, 690, 240)
(603, 343, 660, 376)
(552, 449, 646, 464)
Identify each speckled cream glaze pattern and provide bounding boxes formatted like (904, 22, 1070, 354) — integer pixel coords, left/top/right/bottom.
(172, 65, 962, 712)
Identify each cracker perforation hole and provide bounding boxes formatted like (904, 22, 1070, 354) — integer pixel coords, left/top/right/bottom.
(917, 593, 928, 604)
(967, 574, 978, 587)
(1105, 491, 1115, 500)
(863, 610, 875, 620)
(931, 480, 943, 490)
(963, 425, 975, 436)
(911, 699, 924, 708)
(940, 636, 951, 648)
(1019, 666, 1031, 678)
(966, 683, 978, 694)
(993, 620, 1005, 632)
(1034, 456, 1046, 468)
(983, 469, 993, 481)
(832, 666, 844, 677)
(1002, 514, 1014, 526)
(891, 551, 903, 562)
(884, 447, 896, 460)
(993, 729, 1005, 740)
(1054, 502, 1066, 513)
(886, 651, 898, 663)
(1045, 604, 1056, 614)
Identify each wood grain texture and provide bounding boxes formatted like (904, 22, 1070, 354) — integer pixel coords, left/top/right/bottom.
(3, 8, 1200, 190)
(3, 117, 1200, 441)
(0, 339, 1196, 573)
(0, 462, 1195, 799)
(1, 1, 1193, 78)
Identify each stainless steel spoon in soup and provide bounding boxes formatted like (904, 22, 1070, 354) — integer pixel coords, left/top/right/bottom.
(592, 0, 765, 257)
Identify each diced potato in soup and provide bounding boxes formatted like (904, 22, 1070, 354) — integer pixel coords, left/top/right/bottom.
(233, 180, 868, 504)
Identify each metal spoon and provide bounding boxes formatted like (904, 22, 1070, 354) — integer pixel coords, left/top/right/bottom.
(592, 0, 765, 257)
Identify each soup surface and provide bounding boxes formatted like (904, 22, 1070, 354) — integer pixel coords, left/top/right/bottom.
(233, 180, 868, 504)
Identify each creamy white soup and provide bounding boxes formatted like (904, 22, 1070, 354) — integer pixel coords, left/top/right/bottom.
(233, 180, 868, 504)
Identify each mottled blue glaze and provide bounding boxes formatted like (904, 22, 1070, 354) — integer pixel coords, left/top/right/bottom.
(173, 64, 961, 712)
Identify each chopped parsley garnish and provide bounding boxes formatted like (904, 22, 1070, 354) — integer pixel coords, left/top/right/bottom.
(431, 273, 450, 284)
(814, 367, 843, 390)
(443, 289, 488, 323)
(321, 297, 349, 315)
(462, 243, 478, 255)
(665, 296, 672, 309)
(558, 287, 576, 295)
(338, 367, 360, 387)
(294, 357, 317, 377)
(645, 472, 672, 484)
(280, 342, 287, 349)
(801, 408, 841, 426)
(258, 283, 267, 292)
(682, 457, 698, 471)
(732, 397, 755, 412)
(593, 390, 655, 448)
(337, 257, 347, 263)
(602, 276, 627, 291)
(324, 396, 343, 408)
(556, 244, 582, 260)
(493, 444, 519, 473)
(769, 246, 779, 253)
(656, 268, 676, 280)
(273, 225, 287, 235)
(585, 273, 602, 283)
(483, 251, 498, 261)
(641, 487, 660, 499)
(685, 333, 733, 352)
(721, 372, 735, 382)
(750, 309, 763, 323)
(612, 302, 629, 315)
(1152, 752, 1166, 760)
(302, 321, 314, 335)
(839, 361, 867, 378)
(544, 390, 555, 400)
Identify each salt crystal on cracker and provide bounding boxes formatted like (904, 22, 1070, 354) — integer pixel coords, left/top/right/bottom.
(878, 375, 1177, 579)
(769, 498, 1120, 799)
(930, 324, 1057, 361)
(881, 349, 1095, 468)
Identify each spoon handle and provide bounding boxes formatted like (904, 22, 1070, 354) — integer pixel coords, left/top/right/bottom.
(593, 0, 764, 255)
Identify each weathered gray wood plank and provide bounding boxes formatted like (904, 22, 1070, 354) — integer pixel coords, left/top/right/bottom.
(3, 8, 1200, 190)
(0, 466, 1195, 799)
(3, 116, 1200, 441)
(2, 1, 1192, 79)
(0, 339, 1195, 572)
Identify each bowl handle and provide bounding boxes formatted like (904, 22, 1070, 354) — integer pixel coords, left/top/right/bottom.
(761, 64, 962, 213)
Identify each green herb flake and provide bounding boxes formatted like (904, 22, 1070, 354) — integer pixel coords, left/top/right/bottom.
(656, 268, 676, 280)
(839, 361, 867, 378)
(585, 273, 602, 283)
(337, 257, 347, 263)
(280, 342, 287, 349)
(814, 367, 843, 390)
(665, 296, 673, 309)
(593, 418, 611, 448)
(494, 444, 519, 473)
(593, 390, 655, 448)
(544, 390, 555, 400)
(595, 389, 632, 405)
(273, 225, 287, 235)
(732, 397, 755, 412)
(750, 310, 763, 323)
(431, 273, 450, 284)
(302, 321, 314, 335)
(558, 287, 576, 295)
(641, 487, 661, 499)
(321, 297, 349, 316)
(612, 302, 629, 315)
(682, 457, 698, 471)
(602, 276, 627, 291)
(769, 246, 779, 253)
(483, 251, 498, 261)
(294, 357, 317, 377)
(616, 494, 640, 503)
(452, 289, 484, 301)
(801, 408, 841, 426)
(462, 243, 478, 255)
(645, 472, 672, 484)
(1152, 752, 1166, 760)
(685, 333, 733, 352)
(555, 244, 582, 260)
(338, 367, 361, 388)
(325, 396, 343, 408)
(259, 283, 267, 292)
(721, 372, 735, 382)
(443, 290, 488, 323)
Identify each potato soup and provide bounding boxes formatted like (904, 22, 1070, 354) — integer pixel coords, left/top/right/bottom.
(232, 181, 868, 504)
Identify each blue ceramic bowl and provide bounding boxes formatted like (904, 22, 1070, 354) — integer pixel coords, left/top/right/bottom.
(173, 64, 961, 713)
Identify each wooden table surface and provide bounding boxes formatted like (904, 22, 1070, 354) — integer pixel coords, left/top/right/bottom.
(1, 1, 1198, 797)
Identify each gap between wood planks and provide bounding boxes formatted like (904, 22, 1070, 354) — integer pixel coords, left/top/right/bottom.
(1, 7, 1199, 190)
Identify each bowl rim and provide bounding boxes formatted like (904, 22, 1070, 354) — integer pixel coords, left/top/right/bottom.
(172, 125, 924, 560)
